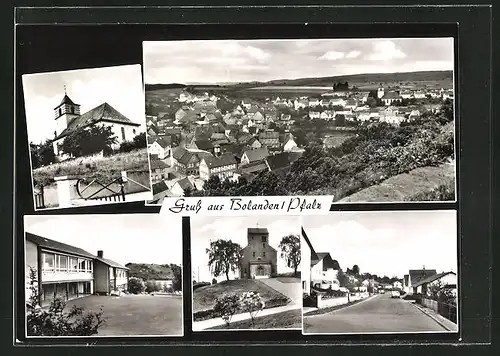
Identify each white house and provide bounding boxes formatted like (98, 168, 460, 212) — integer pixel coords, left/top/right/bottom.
(393, 280, 403, 290)
(283, 134, 298, 151)
(412, 271, 457, 295)
(148, 137, 171, 159)
(51, 93, 142, 157)
(403, 268, 438, 295)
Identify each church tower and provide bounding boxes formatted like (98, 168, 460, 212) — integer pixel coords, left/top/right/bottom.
(377, 86, 385, 99)
(53, 89, 81, 138)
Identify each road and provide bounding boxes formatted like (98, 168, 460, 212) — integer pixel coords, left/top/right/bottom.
(303, 294, 447, 334)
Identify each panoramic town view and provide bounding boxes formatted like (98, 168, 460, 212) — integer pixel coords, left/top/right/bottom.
(143, 38, 455, 203)
(301, 211, 458, 334)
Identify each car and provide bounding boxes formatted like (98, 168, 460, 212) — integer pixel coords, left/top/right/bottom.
(391, 290, 401, 298)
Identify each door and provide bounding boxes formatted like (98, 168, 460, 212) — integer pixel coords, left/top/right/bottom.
(256, 265, 266, 276)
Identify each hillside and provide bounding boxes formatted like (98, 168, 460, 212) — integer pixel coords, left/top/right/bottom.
(126, 263, 176, 280)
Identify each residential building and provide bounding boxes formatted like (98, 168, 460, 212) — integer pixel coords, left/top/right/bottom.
(150, 159, 169, 183)
(51, 93, 142, 156)
(381, 91, 402, 106)
(282, 133, 298, 151)
(148, 136, 172, 159)
(393, 280, 403, 290)
(25, 233, 128, 307)
(170, 147, 201, 176)
(258, 131, 281, 148)
(412, 271, 457, 295)
(170, 177, 196, 196)
(240, 146, 270, 165)
(199, 153, 237, 181)
(403, 268, 438, 295)
(239, 227, 277, 279)
(93, 250, 129, 295)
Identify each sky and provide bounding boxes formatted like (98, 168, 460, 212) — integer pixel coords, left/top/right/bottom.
(22, 64, 147, 144)
(143, 38, 454, 84)
(24, 214, 182, 266)
(302, 210, 457, 279)
(190, 215, 301, 282)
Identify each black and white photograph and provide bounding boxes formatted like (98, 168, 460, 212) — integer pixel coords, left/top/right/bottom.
(22, 64, 153, 210)
(143, 38, 455, 204)
(301, 210, 458, 335)
(190, 215, 302, 331)
(23, 214, 183, 337)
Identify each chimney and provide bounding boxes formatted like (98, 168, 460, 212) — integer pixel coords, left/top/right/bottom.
(97, 250, 103, 258)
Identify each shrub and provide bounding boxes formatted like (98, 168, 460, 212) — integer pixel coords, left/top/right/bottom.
(239, 291, 265, 325)
(211, 278, 218, 285)
(128, 277, 146, 294)
(26, 267, 105, 336)
(193, 282, 211, 290)
(145, 280, 161, 293)
(213, 293, 241, 326)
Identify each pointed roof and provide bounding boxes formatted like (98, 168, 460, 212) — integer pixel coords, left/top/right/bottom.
(53, 102, 140, 141)
(55, 94, 79, 109)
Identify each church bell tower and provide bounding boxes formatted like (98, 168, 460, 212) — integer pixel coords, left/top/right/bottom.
(53, 87, 81, 138)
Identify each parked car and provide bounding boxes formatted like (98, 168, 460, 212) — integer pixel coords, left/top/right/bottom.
(391, 290, 401, 298)
(379, 290, 385, 294)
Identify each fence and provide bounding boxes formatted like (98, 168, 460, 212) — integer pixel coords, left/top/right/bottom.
(421, 297, 457, 323)
(34, 187, 45, 209)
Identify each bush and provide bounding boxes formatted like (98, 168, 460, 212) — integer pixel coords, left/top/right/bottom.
(213, 293, 241, 326)
(128, 277, 146, 294)
(211, 278, 218, 285)
(145, 280, 161, 293)
(239, 291, 265, 325)
(193, 282, 211, 290)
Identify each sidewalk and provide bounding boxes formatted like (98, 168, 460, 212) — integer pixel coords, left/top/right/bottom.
(192, 304, 301, 331)
(408, 300, 458, 332)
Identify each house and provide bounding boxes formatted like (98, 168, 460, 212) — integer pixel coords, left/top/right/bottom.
(170, 177, 196, 196)
(191, 139, 214, 154)
(309, 111, 321, 119)
(148, 136, 171, 159)
(170, 147, 201, 176)
(25, 232, 128, 307)
(282, 133, 298, 151)
(199, 153, 237, 181)
(51, 94, 142, 156)
(240, 147, 270, 165)
(150, 181, 171, 204)
(393, 280, 403, 290)
(258, 131, 281, 148)
(301, 228, 341, 295)
(265, 152, 292, 177)
(175, 107, 189, 121)
(294, 99, 309, 110)
(150, 159, 169, 183)
(233, 160, 269, 179)
(381, 91, 402, 106)
(93, 250, 129, 295)
(403, 268, 438, 295)
(239, 227, 277, 279)
(412, 271, 457, 295)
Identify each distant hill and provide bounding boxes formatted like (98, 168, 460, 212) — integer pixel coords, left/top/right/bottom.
(125, 263, 177, 280)
(146, 70, 453, 91)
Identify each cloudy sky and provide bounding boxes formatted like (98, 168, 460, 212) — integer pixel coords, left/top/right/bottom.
(190, 215, 301, 282)
(143, 38, 454, 84)
(22, 64, 146, 144)
(302, 210, 457, 279)
(24, 214, 182, 266)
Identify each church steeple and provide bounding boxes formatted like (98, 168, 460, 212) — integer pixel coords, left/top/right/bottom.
(53, 88, 81, 137)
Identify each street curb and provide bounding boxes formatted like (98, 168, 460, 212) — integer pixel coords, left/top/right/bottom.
(409, 301, 457, 332)
(303, 294, 377, 317)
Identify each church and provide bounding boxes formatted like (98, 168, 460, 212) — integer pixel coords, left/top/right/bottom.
(50, 92, 142, 157)
(239, 227, 278, 279)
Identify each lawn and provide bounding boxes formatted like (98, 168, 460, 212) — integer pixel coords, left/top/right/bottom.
(32, 148, 150, 187)
(208, 309, 302, 330)
(66, 294, 183, 336)
(192, 279, 290, 313)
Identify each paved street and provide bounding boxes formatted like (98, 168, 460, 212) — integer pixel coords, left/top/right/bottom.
(303, 294, 448, 334)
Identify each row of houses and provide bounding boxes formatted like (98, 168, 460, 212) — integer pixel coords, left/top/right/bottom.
(26, 232, 129, 307)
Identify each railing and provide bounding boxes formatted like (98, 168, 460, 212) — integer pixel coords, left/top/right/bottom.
(421, 297, 457, 323)
(75, 171, 150, 202)
(34, 187, 45, 209)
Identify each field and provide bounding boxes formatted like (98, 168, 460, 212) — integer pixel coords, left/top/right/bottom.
(192, 279, 290, 313)
(32, 148, 150, 188)
(208, 308, 302, 330)
(65, 294, 183, 336)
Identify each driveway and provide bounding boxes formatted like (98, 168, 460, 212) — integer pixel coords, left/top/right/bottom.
(303, 294, 450, 334)
(258, 277, 301, 305)
(66, 294, 183, 336)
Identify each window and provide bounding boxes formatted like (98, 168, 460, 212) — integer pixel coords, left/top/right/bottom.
(252, 252, 256, 258)
(261, 236, 267, 242)
(263, 252, 266, 257)
(56, 255, 68, 272)
(86, 260, 93, 273)
(78, 259, 86, 272)
(133, 129, 136, 135)
(121, 127, 126, 140)
(69, 257, 78, 272)
(42, 253, 55, 272)
(71, 106, 75, 114)
(109, 267, 114, 279)
(262, 243, 265, 249)
(58, 108, 62, 116)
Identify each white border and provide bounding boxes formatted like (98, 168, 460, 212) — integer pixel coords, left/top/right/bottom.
(300, 210, 459, 335)
(22, 214, 184, 339)
(142, 37, 457, 206)
(21, 64, 154, 211)
(190, 214, 303, 332)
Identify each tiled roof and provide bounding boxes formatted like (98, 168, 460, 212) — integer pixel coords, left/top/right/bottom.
(409, 269, 437, 286)
(95, 256, 128, 269)
(382, 91, 401, 100)
(258, 131, 280, 139)
(266, 152, 291, 171)
(412, 271, 455, 288)
(202, 153, 236, 169)
(54, 102, 140, 141)
(26, 232, 95, 259)
(150, 159, 169, 170)
(176, 177, 194, 191)
(237, 159, 269, 174)
(242, 147, 269, 163)
(248, 227, 268, 234)
(194, 139, 214, 151)
(152, 181, 168, 195)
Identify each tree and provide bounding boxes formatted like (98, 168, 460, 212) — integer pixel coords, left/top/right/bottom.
(170, 263, 182, 291)
(278, 234, 301, 276)
(240, 291, 265, 326)
(128, 277, 146, 294)
(30, 140, 56, 169)
(366, 97, 377, 108)
(206, 239, 242, 280)
(335, 114, 346, 127)
(352, 264, 360, 276)
(61, 125, 117, 157)
(133, 132, 147, 149)
(214, 293, 241, 326)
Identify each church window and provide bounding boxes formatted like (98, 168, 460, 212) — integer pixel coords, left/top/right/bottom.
(263, 252, 266, 257)
(71, 106, 75, 114)
(58, 108, 62, 116)
(121, 127, 126, 140)
(133, 129, 136, 135)
(252, 252, 256, 258)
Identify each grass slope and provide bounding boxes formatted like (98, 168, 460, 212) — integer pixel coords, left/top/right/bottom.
(192, 279, 290, 313)
(208, 308, 302, 330)
(126, 263, 176, 280)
